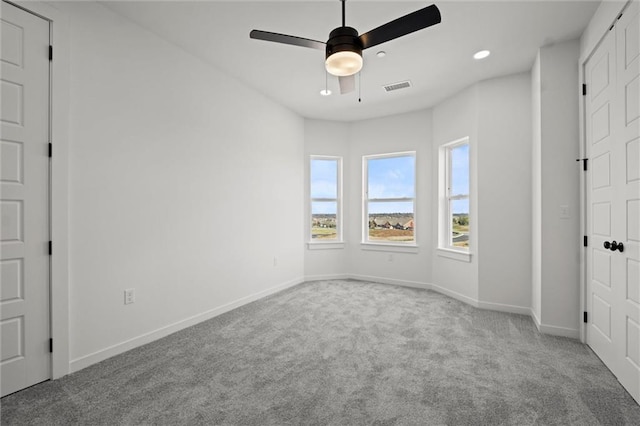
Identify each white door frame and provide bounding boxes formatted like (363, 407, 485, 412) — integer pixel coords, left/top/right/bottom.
(9, 0, 70, 379)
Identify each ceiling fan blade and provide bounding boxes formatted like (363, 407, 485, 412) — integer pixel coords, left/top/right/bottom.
(359, 4, 441, 50)
(338, 75, 355, 94)
(250, 30, 325, 50)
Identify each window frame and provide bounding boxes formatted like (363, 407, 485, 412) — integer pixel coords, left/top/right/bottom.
(308, 155, 343, 248)
(362, 151, 417, 249)
(438, 137, 471, 261)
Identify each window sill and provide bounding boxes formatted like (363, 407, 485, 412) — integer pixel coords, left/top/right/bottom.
(307, 242, 345, 250)
(437, 247, 472, 262)
(360, 243, 419, 253)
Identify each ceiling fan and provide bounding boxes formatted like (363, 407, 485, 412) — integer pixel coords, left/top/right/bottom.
(250, 0, 441, 94)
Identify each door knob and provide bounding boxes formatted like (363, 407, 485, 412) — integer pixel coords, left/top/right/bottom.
(610, 241, 624, 252)
(604, 240, 624, 252)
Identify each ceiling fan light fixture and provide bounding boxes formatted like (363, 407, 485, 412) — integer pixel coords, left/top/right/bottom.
(325, 26, 363, 76)
(325, 50, 363, 76)
(250, 2, 442, 93)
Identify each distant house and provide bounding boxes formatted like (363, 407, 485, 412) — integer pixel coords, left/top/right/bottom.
(403, 219, 414, 230)
(369, 219, 377, 229)
(383, 221, 393, 229)
(393, 222, 404, 230)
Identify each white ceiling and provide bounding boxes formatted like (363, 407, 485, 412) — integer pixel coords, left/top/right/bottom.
(101, 0, 601, 122)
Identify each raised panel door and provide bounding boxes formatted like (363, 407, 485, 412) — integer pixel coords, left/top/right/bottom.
(0, 1, 50, 397)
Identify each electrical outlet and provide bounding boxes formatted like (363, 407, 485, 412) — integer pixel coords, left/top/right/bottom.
(273, 257, 278, 267)
(124, 288, 135, 305)
(560, 204, 570, 219)
(388, 254, 394, 262)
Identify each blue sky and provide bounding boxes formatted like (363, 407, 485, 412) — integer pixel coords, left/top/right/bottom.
(450, 144, 469, 214)
(310, 159, 337, 214)
(368, 155, 415, 214)
(310, 149, 469, 215)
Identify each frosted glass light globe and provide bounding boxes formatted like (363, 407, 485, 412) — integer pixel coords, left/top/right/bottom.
(325, 51, 363, 76)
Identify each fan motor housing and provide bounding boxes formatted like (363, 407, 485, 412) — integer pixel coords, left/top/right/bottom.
(325, 26, 363, 59)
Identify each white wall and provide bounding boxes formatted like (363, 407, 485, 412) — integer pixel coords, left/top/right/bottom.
(304, 73, 534, 315)
(303, 111, 435, 288)
(477, 73, 532, 312)
(64, 2, 304, 370)
(431, 85, 479, 302)
(60, 0, 590, 374)
(531, 39, 582, 337)
(430, 73, 533, 311)
(347, 110, 433, 287)
(532, 52, 542, 322)
(304, 119, 350, 280)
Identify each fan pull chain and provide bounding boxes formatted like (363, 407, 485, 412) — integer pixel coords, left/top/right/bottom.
(325, 71, 328, 94)
(358, 72, 362, 103)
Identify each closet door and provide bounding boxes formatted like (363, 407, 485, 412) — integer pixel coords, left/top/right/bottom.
(613, 0, 640, 403)
(1, 1, 51, 397)
(585, 0, 640, 403)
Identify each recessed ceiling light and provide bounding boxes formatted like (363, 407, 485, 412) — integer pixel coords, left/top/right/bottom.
(320, 89, 332, 96)
(376, 51, 386, 58)
(473, 50, 491, 60)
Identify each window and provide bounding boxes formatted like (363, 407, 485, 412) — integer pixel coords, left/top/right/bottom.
(440, 138, 470, 254)
(310, 156, 342, 242)
(363, 152, 416, 245)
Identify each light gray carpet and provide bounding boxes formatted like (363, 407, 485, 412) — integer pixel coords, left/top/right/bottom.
(2, 279, 639, 425)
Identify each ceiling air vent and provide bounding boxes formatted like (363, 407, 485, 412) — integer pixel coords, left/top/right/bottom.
(383, 80, 412, 92)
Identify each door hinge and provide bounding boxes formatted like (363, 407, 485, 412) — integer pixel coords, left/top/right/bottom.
(584, 236, 588, 247)
(576, 158, 588, 171)
(48, 241, 52, 256)
(48, 143, 52, 158)
(49, 338, 53, 353)
(582, 84, 587, 96)
(584, 312, 588, 323)
(49, 45, 53, 61)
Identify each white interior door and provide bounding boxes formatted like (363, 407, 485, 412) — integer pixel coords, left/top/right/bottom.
(1, 1, 51, 397)
(614, 0, 640, 402)
(585, 26, 617, 372)
(585, 0, 640, 404)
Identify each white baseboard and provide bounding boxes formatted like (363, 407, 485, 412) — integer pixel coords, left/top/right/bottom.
(69, 276, 305, 373)
(476, 300, 531, 316)
(346, 275, 526, 316)
(344, 275, 479, 308)
(530, 308, 542, 332)
(428, 281, 480, 307)
(528, 307, 579, 338)
(304, 273, 350, 282)
(347, 274, 430, 291)
(343, 274, 577, 338)
(70, 275, 579, 373)
(537, 323, 580, 339)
